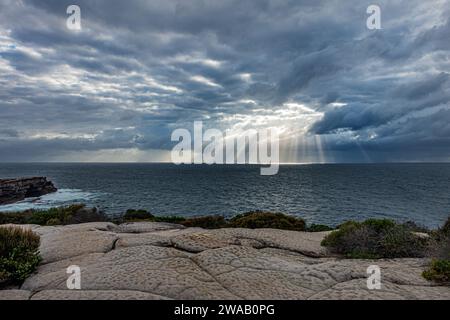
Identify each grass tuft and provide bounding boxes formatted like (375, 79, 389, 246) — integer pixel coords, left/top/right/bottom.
(0, 226, 41, 286)
(423, 259, 450, 284)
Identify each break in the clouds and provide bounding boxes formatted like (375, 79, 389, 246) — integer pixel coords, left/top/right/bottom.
(0, 0, 449, 162)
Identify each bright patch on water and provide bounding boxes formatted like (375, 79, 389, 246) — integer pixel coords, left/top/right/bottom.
(0, 189, 99, 212)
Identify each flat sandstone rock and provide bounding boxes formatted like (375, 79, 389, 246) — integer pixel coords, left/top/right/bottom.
(0, 290, 31, 300)
(0, 222, 448, 300)
(31, 290, 171, 300)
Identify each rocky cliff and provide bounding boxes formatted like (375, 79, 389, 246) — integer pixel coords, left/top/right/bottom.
(0, 177, 57, 205)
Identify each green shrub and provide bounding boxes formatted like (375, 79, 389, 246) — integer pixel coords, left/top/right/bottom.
(45, 218, 61, 226)
(427, 217, 450, 260)
(0, 211, 33, 225)
(439, 217, 450, 237)
(27, 204, 86, 225)
(423, 259, 450, 284)
(0, 226, 41, 285)
(434, 217, 450, 240)
(402, 221, 429, 233)
(434, 234, 450, 260)
(228, 211, 306, 231)
(123, 209, 154, 221)
(321, 219, 429, 259)
(121, 211, 308, 231)
(181, 215, 227, 229)
(0, 204, 99, 226)
(66, 206, 108, 224)
(307, 224, 334, 232)
(436, 239, 450, 260)
(154, 216, 187, 224)
(0, 227, 40, 257)
(363, 218, 396, 232)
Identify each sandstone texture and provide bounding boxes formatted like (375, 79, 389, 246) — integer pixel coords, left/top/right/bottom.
(1, 222, 449, 300)
(0, 177, 57, 205)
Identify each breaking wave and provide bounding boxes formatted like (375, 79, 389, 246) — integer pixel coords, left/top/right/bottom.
(0, 189, 99, 212)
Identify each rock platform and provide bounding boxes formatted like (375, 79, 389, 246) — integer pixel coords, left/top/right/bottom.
(0, 222, 449, 300)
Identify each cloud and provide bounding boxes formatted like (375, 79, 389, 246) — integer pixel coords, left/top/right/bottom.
(0, 0, 449, 162)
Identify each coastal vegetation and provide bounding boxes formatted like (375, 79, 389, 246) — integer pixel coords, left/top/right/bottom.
(123, 209, 154, 221)
(228, 211, 306, 231)
(423, 259, 450, 284)
(0, 226, 41, 286)
(320, 216, 450, 283)
(306, 224, 334, 232)
(422, 217, 450, 284)
(320, 219, 429, 259)
(120, 210, 331, 231)
(122, 209, 306, 230)
(181, 215, 228, 229)
(0, 204, 107, 226)
(430, 217, 450, 260)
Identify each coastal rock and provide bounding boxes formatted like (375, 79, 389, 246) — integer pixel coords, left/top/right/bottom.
(31, 290, 171, 300)
(117, 221, 185, 233)
(0, 177, 57, 205)
(307, 278, 450, 300)
(23, 245, 240, 299)
(38, 226, 118, 264)
(209, 228, 331, 257)
(0, 290, 31, 300)
(171, 232, 242, 253)
(116, 227, 204, 249)
(1, 222, 448, 300)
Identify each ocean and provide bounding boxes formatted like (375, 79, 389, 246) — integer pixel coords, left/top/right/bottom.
(0, 163, 449, 228)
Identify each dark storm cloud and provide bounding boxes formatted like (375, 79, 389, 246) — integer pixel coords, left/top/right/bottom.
(0, 0, 449, 161)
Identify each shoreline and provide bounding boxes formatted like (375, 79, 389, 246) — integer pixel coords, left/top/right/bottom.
(1, 165, 449, 228)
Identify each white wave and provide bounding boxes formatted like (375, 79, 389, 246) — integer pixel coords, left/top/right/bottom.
(0, 189, 99, 212)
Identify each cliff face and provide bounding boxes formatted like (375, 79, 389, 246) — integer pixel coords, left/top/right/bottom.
(0, 177, 57, 205)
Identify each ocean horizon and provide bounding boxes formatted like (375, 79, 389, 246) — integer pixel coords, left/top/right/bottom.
(1, 162, 449, 228)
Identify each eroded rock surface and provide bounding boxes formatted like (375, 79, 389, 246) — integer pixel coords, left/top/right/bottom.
(1, 222, 449, 300)
(0, 177, 57, 205)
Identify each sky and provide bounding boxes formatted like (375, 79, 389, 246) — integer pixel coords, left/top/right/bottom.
(0, 0, 449, 163)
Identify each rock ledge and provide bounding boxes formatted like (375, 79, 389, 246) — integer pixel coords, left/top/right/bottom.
(1, 222, 449, 300)
(0, 177, 57, 205)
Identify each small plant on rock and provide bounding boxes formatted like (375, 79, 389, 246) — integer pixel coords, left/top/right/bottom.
(0, 226, 41, 286)
(423, 259, 450, 284)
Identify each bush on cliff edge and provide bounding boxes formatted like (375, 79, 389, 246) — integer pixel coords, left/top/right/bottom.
(321, 219, 429, 259)
(0, 204, 107, 226)
(307, 224, 334, 232)
(0, 226, 41, 286)
(121, 209, 307, 231)
(123, 209, 154, 221)
(429, 217, 450, 260)
(182, 215, 228, 229)
(422, 217, 450, 284)
(228, 211, 306, 231)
